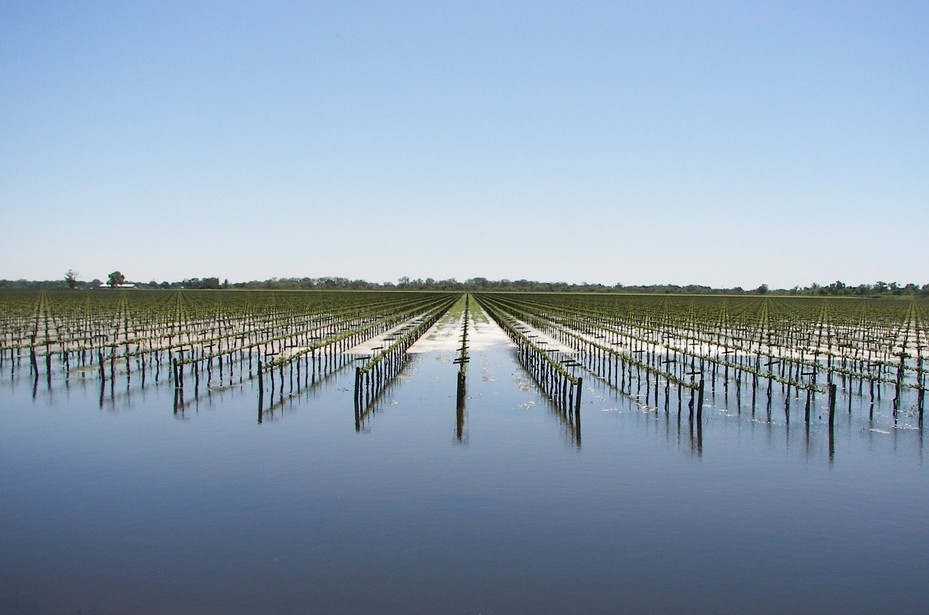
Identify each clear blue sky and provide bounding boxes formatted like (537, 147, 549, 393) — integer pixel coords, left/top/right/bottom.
(2, 1, 926, 289)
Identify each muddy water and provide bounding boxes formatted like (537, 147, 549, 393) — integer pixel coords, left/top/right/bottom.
(1, 310, 927, 614)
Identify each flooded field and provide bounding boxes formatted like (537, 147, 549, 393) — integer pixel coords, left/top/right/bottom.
(1, 293, 927, 614)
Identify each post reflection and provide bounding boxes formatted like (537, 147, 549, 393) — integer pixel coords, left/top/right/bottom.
(546, 393, 581, 448)
(354, 355, 408, 432)
(256, 352, 354, 425)
(686, 414, 702, 458)
(455, 373, 467, 444)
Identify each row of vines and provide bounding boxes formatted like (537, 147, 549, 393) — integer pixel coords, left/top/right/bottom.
(0, 290, 458, 419)
(4, 290, 927, 431)
(474, 293, 927, 428)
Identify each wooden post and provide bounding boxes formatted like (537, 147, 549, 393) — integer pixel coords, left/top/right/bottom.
(257, 359, 264, 410)
(696, 378, 705, 423)
(828, 383, 836, 428)
(919, 383, 925, 427)
(575, 377, 583, 413)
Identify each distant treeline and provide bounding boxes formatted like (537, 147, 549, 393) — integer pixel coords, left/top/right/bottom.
(3, 275, 928, 297)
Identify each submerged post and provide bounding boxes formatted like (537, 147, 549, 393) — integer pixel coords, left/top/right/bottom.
(696, 378, 705, 423)
(457, 371, 466, 398)
(828, 383, 836, 428)
(257, 359, 264, 410)
(575, 377, 583, 413)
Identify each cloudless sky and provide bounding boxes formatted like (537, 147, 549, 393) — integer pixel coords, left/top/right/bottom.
(2, 1, 926, 289)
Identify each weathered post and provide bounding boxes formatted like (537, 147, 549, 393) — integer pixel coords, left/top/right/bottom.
(257, 359, 264, 410)
(696, 378, 705, 423)
(575, 377, 583, 413)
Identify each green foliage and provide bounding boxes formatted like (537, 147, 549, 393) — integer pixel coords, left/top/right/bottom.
(107, 271, 126, 287)
(1, 275, 927, 297)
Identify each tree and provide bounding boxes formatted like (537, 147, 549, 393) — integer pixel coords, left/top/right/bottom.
(64, 269, 79, 289)
(107, 271, 125, 287)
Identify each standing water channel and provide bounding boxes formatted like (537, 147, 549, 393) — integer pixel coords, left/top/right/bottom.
(1, 299, 927, 614)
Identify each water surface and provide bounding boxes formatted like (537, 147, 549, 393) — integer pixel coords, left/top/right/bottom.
(1, 317, 926, 614)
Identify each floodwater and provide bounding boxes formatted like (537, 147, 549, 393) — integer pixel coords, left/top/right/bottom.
(1, 311, 927, 614)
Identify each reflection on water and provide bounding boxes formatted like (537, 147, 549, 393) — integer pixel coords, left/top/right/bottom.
(455, 374, 467, 444)
(1, 322, 927, 614)
(257, 353, 356, 424)
(353, 354, 411, 432)
(546, 384, 582, 448)
(2, 333, 924, 461)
